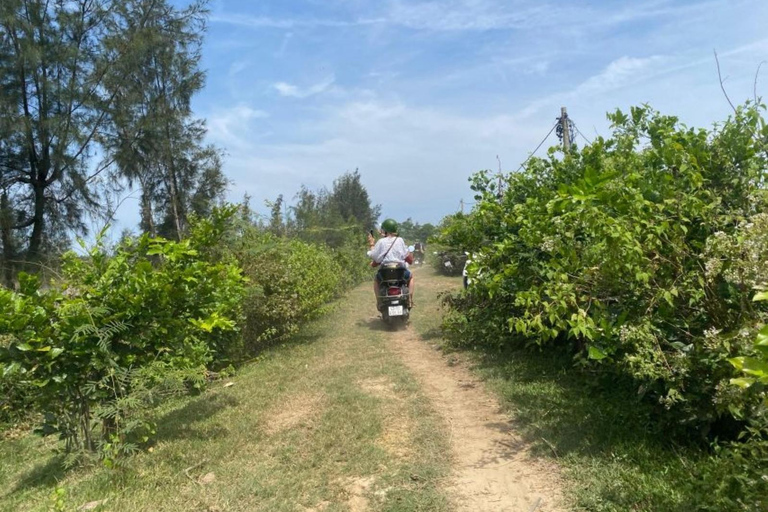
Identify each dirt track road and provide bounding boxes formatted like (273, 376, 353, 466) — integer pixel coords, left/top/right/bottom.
(396, 267, 565, 511)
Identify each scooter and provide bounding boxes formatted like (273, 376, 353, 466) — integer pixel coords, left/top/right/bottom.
(408, 245, 424, 266)
(377, 262, 411, 327)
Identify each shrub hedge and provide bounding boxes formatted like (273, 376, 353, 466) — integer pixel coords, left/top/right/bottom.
(439, 103, 768, 508)
(0, 206, 372, 459)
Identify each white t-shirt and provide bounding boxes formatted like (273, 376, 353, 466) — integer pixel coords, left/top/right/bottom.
(368, 236, 409, 264)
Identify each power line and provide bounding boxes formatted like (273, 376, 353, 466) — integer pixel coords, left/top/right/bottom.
(517, 121, 558, 172)
(572, 121, 593, 145)
(458, 199, 476, 213)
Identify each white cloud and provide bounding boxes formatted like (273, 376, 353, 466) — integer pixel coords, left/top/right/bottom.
(212, 98, 553, 222)
(207, 105, 269, 151)
(273, 76, 337, 98)
(211, 0, 729, 34)
(273, 82, 300, 97)
(518, 55, 669, 118)
(576, 56, 668, 95)
(200, 0, 766, 226)
(386, 0, 731, 32)
(209, 13, 381, 30)
(228, 61, 249, 77)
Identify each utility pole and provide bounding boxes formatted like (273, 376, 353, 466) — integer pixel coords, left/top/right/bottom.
(459, 199, 464, 213)
(560, 106, 570, 153)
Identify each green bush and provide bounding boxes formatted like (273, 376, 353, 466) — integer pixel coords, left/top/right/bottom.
(442, 103, 768, 436)
(440, 102, 768, 508)
(0, 208, 245, 457)
(0, 355, 34, 427)
(232, 225, 371, 348)
(332, 234, 373, 289)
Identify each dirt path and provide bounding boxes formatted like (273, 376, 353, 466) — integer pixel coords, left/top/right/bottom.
(392, 268, 566, 512)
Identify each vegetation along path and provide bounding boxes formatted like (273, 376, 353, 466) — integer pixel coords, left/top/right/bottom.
(1, 266, 564, 511)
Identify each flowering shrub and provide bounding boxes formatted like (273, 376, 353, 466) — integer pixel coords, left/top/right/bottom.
(441, 103, 768, 434)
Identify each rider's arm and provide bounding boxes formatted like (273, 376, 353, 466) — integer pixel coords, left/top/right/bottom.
(400, 238, 414, 264)
(368, 238, 385, 263)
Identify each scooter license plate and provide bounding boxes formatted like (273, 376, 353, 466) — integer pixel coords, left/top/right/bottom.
(388, 305, 404, 317)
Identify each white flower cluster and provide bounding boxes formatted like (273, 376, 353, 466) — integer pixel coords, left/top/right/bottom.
(539, 236, 557, 253)
(704, 257, 723, 279)
(703, 326, 724, 351)
(619, 325, 631, 343)
(702, 214, 768, 287)
(704, 326, 721, 339)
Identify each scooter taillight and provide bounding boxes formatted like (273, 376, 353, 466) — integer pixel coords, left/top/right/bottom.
(387, 286, 401, 296)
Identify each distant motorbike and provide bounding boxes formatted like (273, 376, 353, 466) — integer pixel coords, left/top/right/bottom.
(408, 245, 424, 266)
(413, 242, 426, 265)
(436, 250, 467, 276)
(376, 262, 411, 327)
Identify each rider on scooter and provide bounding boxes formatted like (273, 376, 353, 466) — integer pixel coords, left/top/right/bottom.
(367, 219, 415, 308)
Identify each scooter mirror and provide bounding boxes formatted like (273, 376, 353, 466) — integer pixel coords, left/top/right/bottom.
(408, 245, 415, 252)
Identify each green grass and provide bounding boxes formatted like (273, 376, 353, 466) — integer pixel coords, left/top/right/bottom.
(0, 282, 450, 512)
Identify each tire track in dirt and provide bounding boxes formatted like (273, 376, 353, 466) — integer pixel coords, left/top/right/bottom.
(383, 271, 566, 511)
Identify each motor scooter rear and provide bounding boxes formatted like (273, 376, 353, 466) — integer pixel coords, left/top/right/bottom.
(377, 262, 410, 327)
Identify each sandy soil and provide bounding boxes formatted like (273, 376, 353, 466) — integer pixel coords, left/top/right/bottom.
(387, 324, 567, 512)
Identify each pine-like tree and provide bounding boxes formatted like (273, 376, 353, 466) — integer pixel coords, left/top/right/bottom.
(104, 0, 225, 240)
(0, 0, 118, 280)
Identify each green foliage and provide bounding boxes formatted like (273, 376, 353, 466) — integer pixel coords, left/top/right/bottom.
(433, 212, 484, 250)
(47, 486, 70, 512)
(692, 436, 768, 511)
(0, 0, 114, 268)
(228, 170, 375, 349)
(395, 218, 437, 245)
(0, 207, 245, 456)
(290, 170, 381, 248)
(333, 234, 374, 289)
(327, 170, 381, 232)
(730, 290, 768, 396)
(428, 247, 466, 277)
(105, 0, 224, 241)
(443, 102, 768, 433)
(430, 213, 482, 276)
(0, 337, 34, 426)
(0, 0, 221, 278)
(231, 224, 371, 348)
(441, 102, 768, 508)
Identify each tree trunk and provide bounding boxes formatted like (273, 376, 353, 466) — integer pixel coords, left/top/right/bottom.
(138, 174, 156, 236)
(27, 180, 47, 261)
(0, 192, 15, 287)
(167, 164, 183, 240)
(163, 120, 184, 240)
(141, 192, 156, 237)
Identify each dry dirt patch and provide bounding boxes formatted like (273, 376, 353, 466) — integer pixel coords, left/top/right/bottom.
(341, 475, 375, 512)
(358, 376, 399, 400)
(263, 390, 326, 435)
(376, 415, 413, 460)
(358, 376, 413, 459)
(387, 328, 566, 512)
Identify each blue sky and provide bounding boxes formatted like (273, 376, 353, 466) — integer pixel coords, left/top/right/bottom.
(115, 0, 768, 230)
